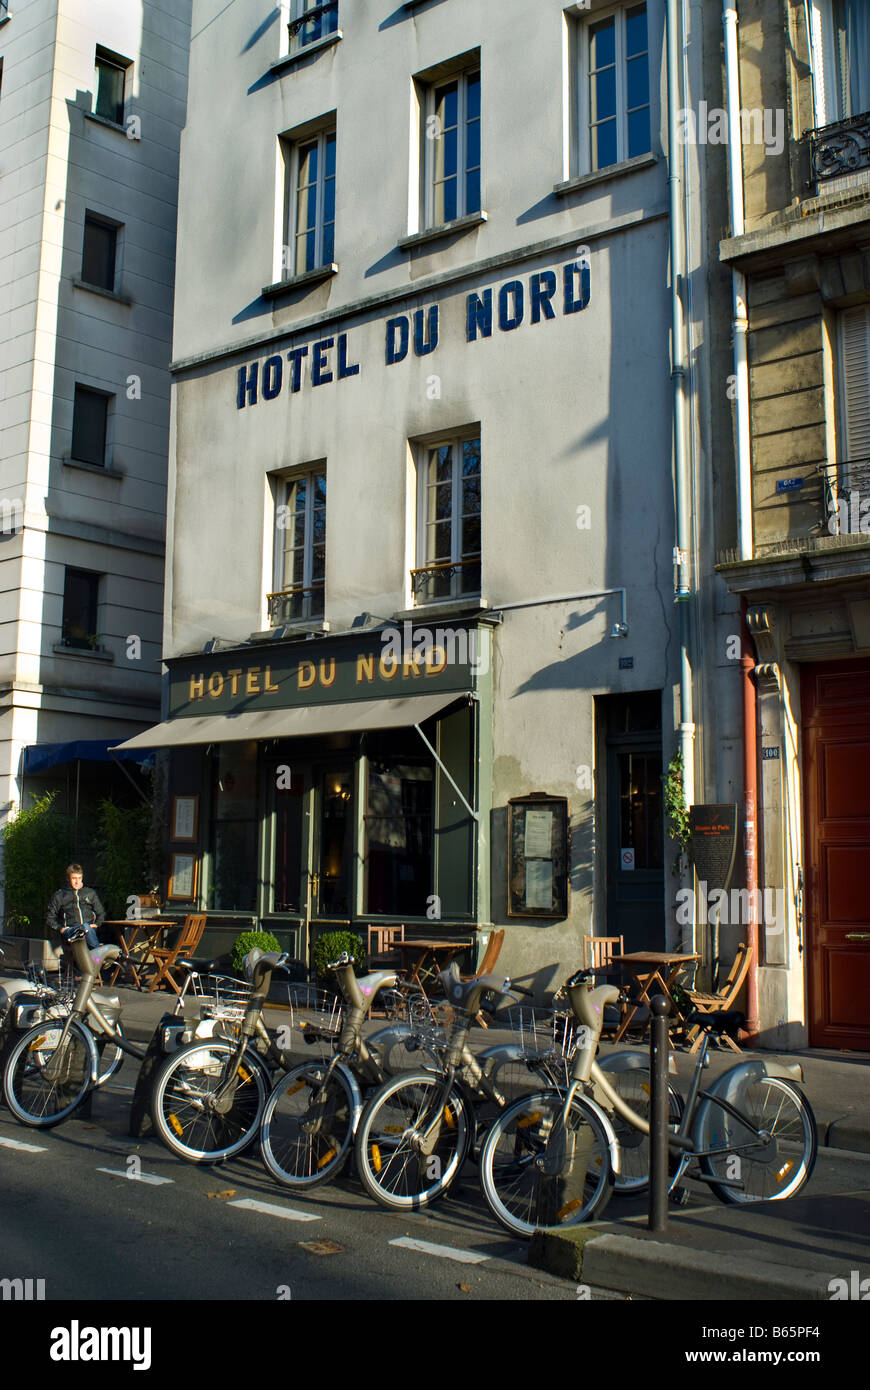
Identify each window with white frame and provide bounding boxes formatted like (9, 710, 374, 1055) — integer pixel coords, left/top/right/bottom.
(578, 3, 650, 173)
(287, 0, 339, 51)
(271, 470, 326, 623)
(807, 1, 870, 127)
(422, 67, 481, 227)
(282, 127, 336, 276)
(414, 434, 480, 604)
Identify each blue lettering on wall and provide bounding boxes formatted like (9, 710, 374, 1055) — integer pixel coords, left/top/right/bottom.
(413, 306, 439, 356)
(262, 355, 283, 400)
(312, 338, 334, 386)
(530, 271, 557, 323)
(386, 316, 409, 365)
(337, 332, 360, 378)
(564, 262, 591, 315)
(237, 361, 258, 409)
(498, 280, 524, 331)
(466, 288, 493, 342)
(287, 345, 309, 392)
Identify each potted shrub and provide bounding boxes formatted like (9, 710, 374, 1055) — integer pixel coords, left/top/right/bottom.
(230, 929, 281, 975)
(311, 930, 366, 985)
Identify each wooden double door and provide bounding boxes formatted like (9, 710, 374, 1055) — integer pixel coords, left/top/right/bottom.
(803, 659, 870, 1050)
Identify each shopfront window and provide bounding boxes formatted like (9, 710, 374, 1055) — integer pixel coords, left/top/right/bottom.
(209, 743, 258, 911)
(365, 740, 434, 915)
(318, 769, 352, 916)
(273, 776, 304, 913)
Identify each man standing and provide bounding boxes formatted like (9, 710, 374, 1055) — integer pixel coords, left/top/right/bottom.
(46, 864, 106, 950)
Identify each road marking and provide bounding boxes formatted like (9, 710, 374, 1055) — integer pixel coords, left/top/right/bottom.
(0, 1135, 47, 1153)
(389, 1236, 490, 1265)
(228, 1198, 321, 1223)
(96, 1167, 174, 1185)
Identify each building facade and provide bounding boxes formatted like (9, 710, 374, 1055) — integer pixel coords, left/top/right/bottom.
(716, 0, 870, 1049)
(0, 0, 191, 868)
(124, 0, 745, 999)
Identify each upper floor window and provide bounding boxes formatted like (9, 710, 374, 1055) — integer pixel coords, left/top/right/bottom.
(414, 434, 480, 604)
(579, 3, 650, 172)
(283, 127, 336, 275)
(271, 470, 326, 623)
(838, 306, 870, 463)
(94, 46, 130, 126)
(288, 0, 339, 51)
(422, 67, 481, 227)
(809, 1, 870, 125)
(81, 214, 118, 292)
(71, 385, 110, 467)
(62, 569, 101, 650)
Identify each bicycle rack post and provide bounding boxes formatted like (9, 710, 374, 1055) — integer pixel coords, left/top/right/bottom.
(648, 994, 670, 1232)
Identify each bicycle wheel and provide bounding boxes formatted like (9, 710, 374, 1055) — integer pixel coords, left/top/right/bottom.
(470, 1052, 556, 1160)
(354, 1070, 472, 1210)
(479, 1089, 614, 1237)
(596, 1059, 684, 1193)
(150, 1039, 269, 1163)
(697, 1076, 817, 1203)
(92, 1022, 125, 1088)
(261, 1062, 356, 1189)
(3, 1019, 96, 1128)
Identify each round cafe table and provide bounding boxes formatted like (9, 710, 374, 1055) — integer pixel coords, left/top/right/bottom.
(395, 938, 474, 996)
(608, 951, 701, 1043)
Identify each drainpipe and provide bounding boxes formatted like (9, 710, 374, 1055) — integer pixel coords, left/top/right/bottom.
(666, 0, 695, 806)
(741, 599, 760, 1038)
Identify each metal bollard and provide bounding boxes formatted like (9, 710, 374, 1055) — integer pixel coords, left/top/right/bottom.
(648, 994, 671, 1232)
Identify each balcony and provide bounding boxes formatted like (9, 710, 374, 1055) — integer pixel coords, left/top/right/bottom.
(288, 1, 338, 50)
(267, 583, 325, 625)
(411, 559, 481, 606)
(805, 113, 870, 183)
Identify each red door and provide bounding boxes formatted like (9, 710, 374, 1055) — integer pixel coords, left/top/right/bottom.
(802, 659, 870, 1050)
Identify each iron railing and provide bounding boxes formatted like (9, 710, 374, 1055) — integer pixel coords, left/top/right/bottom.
(289, 1, 338, 42)
(805, 112, 870, 182)
(267, 582, 325, 625)
(410, 558, 481, 604)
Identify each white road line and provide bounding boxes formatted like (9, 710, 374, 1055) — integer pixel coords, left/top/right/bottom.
(96, 1167, 174, 1186)
(0, 1135, 47, 1153)
(228, 1198, 321, 1222)
(389, 1236, 490, 1265)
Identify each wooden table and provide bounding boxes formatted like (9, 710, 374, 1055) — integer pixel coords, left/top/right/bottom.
(396, 938, 474, 996)
(609, 951, 701, 1043)
(104, 919, 177, 989)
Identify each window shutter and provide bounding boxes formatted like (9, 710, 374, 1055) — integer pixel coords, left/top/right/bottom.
(840, 306, 870, 461)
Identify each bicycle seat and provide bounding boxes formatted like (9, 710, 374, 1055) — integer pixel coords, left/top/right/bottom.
(176, 956, 219, 976)
(685, 1008, 744, 1038)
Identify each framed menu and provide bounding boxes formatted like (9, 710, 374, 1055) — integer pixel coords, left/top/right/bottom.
(167, 853, 198, 901)
(171, 795, 199, 842)
(508, 794, 569, 918)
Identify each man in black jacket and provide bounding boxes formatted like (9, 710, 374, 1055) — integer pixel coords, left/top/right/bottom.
(46, 864, 106, 950)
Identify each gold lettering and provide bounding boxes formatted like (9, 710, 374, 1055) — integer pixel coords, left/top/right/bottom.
(402, 651, 421, 677)
(319, 657, 336, 687)
(356, 654, 375, 683)
(298, 660, 316, 689)
(189, 675, 205, 700)
(379, 653, 399, 681)
(227, 668, 243, 696)
(426, 646, 447, 675)
(246, 667, 262, 695)
(264, 666, 279, 692)
(207, 672, 225, 698)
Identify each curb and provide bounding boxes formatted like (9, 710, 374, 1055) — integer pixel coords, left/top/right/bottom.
(528, 1228, 834, 1300)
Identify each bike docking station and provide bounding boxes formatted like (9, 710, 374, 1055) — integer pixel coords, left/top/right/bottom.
(648, 994, 672, 1234)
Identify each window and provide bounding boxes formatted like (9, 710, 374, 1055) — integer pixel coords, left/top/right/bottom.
(809, 1, 870, 125)
(271, 470, 326, 622)
(62, 569, 100, 650)
(208, 744, 259, 912)
(414, 434, 480, 604)
(283, 128, 336, 275)
(838, 306, 870, 463)
(288, 0, 338, 51)
(580, 3, 650, 172)
(71, 385, 109, 467)
(365, 733, 434, 915)
(94, 47, 129, 125)
(81, 214, 117, 291)
(423, 68, 481, 227)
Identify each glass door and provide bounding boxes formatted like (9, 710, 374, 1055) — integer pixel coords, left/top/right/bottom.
(314, 766, 354, 920)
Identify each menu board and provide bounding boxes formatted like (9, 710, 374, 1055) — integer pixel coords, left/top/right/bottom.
(508, 795, 569, 918)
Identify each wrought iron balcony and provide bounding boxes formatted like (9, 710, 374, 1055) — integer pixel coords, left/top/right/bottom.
(267, 582, 325, 625)
(410, 559, 481, 605)
(289, 1, 338, 44)
(817, 457, 870, 536)
(806, 112, 870, 182)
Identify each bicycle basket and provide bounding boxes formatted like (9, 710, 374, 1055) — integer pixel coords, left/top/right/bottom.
(281, 984, 344, 1057)
(199, 975, 253, 1029)
(403, 993, 452, 1052)
(505, 1007, 579, 1067)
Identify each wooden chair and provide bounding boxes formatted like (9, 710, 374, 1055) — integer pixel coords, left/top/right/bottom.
(366, 923, 405, 969)
(582, 934, 625, 971)
(144, 913, 207, 995)
(682, 943, 753, 1053)
(461, 929, 505, 1029)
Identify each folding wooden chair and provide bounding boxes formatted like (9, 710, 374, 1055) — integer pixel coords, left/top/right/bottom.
(582, 934, 625, 971)
(460, 929, 505, 1028)
(366, 923, 405, 969)
(682, 943, 753, 1053)
(145, 913, 207, 995)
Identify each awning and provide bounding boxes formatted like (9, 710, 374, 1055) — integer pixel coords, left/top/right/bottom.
(21, 739, 155, 776)
(111, 691, 471, 752)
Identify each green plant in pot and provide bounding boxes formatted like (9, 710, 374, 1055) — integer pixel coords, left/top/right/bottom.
(231, 929, 281, 974)
(311, 930, 366, 982)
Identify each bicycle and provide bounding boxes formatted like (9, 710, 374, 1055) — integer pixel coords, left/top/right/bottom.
(2, 932, 147, 1126)
(149, 949, 292, 1163)
(353, 963, 557, 1212)
(478, 968, 818, 1237)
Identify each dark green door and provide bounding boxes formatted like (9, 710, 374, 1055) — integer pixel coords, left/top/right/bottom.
(604, 695, 664, 952)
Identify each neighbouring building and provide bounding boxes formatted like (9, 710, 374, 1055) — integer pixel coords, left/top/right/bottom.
(716, 0, 870, 1049)
(121, 0, 747, 1003)
(0, 0, 191, 887)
